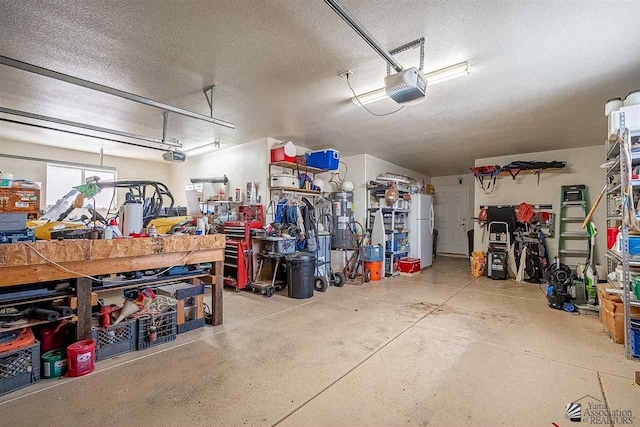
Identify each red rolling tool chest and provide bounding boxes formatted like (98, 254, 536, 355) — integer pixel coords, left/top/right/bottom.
(222, 205, 264, 290)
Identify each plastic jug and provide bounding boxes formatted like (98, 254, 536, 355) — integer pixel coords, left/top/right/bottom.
(67, 339, 95, 377)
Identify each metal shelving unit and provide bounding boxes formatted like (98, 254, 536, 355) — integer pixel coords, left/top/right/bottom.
(369, 207, 410, 277)
(199, 200, 242, 215)
(605, 105, 640, 359)
(366, 185, 410, 277)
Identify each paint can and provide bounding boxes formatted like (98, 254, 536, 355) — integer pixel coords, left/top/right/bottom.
(42, 349, 67, 379)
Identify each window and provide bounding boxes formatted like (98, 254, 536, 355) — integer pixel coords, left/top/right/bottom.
(46, 164, 116, 210)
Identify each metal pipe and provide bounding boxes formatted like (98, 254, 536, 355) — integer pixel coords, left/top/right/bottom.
(162, 112, 170, 144)
(0, 152, 116, 171)
(0, 117, 168, 152)
(0, 106, 181, 148)
(190, 176, 229, 185)
(324, 0, 404, 72)
(0, 55, 235, 129)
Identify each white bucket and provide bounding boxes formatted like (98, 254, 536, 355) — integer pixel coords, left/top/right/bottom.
(119, 201, 144, 236)
(604, 98, 622, 117)
(623, 90, 640, 107)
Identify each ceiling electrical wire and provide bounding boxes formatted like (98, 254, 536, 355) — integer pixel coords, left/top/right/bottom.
(346, 74, 404, 117)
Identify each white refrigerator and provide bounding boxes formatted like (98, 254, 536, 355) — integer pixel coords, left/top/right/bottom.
(409, 194, 433, 268)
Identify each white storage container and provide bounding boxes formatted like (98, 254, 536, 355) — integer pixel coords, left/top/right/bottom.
(270, 173, 298, 189)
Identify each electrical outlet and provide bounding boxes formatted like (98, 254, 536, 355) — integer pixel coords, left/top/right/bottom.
(338, 70, 353, 79)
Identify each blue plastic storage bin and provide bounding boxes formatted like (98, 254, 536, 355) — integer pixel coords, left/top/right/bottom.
(630, 237, 640, 255)
(631, 320, 640, 359)
(305, 149, 340, 171)
(362, 245, 383, 262)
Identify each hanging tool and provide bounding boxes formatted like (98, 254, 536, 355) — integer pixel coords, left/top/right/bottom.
(581, 185, 607, 229)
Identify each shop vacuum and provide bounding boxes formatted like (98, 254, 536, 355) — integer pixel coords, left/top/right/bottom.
(545, 258, 576, 312)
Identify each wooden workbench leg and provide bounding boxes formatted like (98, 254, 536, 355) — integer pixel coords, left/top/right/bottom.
(213, 260, 223, 326)
(75, 277, 92, 340)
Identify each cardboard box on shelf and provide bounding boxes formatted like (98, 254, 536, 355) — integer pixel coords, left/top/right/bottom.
(0, 187, 40, 219)
(597, 284, 640, 344)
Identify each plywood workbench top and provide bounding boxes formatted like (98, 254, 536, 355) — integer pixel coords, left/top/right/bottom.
(0, 234, 225, 268)
(0, 234, 226, 287)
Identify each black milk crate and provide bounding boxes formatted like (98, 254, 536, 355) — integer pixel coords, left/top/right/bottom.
(0, 341, 40, 396)
(136, 310, 177, 350)
(91, 318, 137, 361)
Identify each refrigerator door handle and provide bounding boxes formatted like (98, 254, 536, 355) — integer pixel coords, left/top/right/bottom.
(430, 204, 434, 234)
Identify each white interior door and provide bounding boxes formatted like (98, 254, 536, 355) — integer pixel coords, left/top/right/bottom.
(434, 186, 468, 255)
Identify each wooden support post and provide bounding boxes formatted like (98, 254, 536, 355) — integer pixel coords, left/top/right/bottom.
(213, 260, 223, 326)
(75, 277, 92, 340)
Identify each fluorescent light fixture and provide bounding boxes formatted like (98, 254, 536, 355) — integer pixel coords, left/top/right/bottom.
(352, 88, 388, 106)
(425, 61, 470, 85)
(352, 61, 470, 106)
(185, 141, 221, 157)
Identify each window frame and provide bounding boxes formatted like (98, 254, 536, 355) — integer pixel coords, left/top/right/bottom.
(45, 163, 117, 210)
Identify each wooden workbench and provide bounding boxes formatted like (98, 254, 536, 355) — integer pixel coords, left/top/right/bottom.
(0, 234, 225, 339)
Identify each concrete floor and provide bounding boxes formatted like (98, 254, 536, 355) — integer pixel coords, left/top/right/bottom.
(1, 257, 638, 426)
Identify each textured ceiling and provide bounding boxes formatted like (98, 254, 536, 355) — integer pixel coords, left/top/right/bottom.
(1, 0, 639, 176)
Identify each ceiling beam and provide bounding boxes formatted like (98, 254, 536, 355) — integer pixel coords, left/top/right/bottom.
(0, 106, 181, 148)
(0, 116, 168, 152)
(324, 0, 404, 73)
(0, 55, 235, 129)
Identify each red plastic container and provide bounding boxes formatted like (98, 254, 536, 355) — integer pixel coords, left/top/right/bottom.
(270, 141, 296, 163)
(607, 227, 619, 250)
(397, 258, 421, 274)
(66, 339, 95, 377)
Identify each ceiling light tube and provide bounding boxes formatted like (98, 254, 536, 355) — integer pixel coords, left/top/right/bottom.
(185, 142, 220, 157)
(425, 61, 470, 85)
(351, 88, 387, 106)
(351, 61, 470, 106)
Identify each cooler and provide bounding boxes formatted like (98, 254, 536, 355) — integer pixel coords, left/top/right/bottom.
(270, 141, 296, 163)
(398, 258, 421, 276)
(305, 149, 340, 171)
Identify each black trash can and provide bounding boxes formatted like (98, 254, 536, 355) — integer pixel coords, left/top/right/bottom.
(286, 252, 316, 299)
(467, 229, 474, 257)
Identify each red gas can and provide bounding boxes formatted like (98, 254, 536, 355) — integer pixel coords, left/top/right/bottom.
(66, 339, 95, 377)
(38, 320, 74, 354)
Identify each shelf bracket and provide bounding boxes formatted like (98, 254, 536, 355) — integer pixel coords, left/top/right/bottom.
(203, 85, 215, 118)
